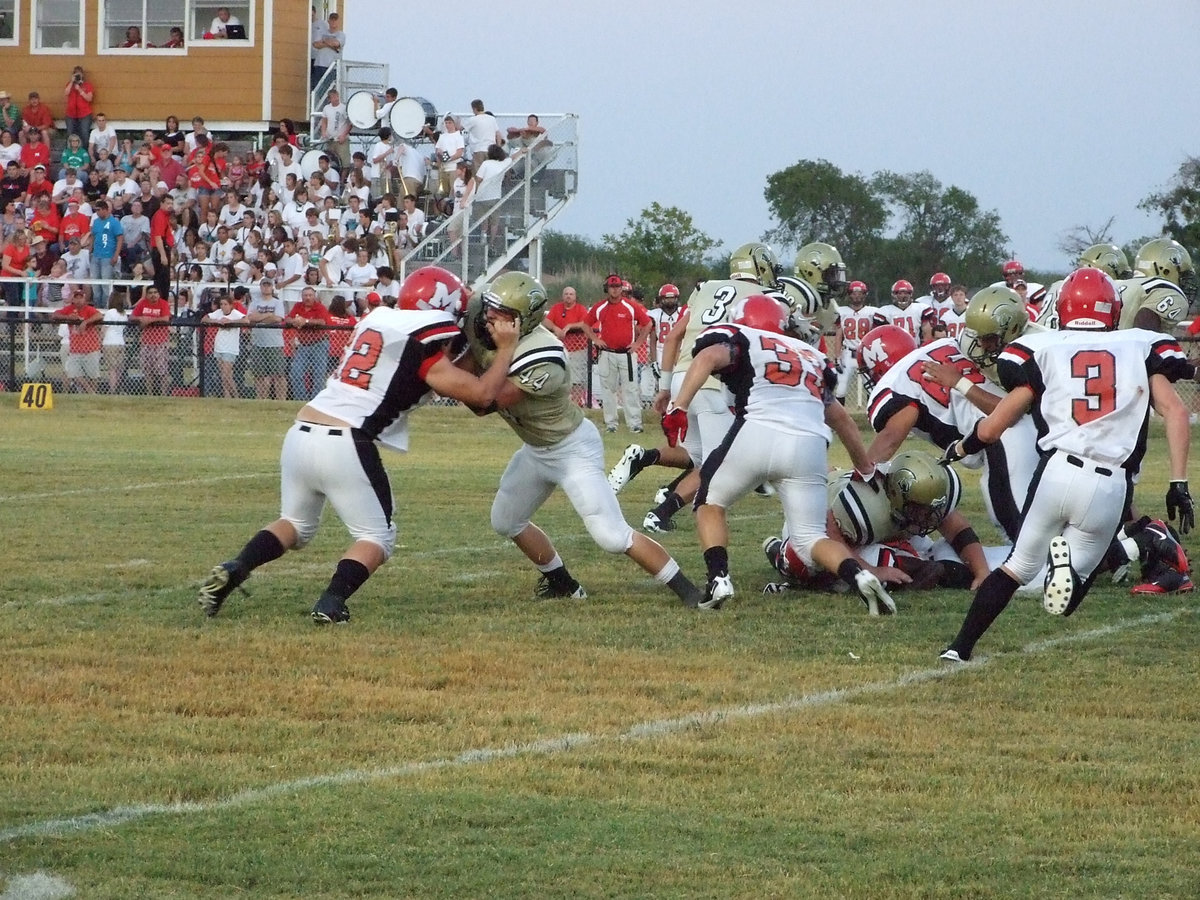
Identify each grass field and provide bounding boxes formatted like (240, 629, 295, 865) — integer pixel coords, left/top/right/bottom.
(1, 396, 1198, 899)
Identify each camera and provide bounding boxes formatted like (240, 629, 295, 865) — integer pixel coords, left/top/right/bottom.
(73, 73, 82, 82)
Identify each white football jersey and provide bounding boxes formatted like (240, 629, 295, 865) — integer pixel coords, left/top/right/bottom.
(940, 306, 967, 341)
(997, 328, 1190, 470)
(647, 306, 684, 366)
(866, 337, 1040, 541)
(308, 307, 461, 453)
(836, 304, 879, 351)
(693, 322, 831, 440)
(873, 302, 929, 339)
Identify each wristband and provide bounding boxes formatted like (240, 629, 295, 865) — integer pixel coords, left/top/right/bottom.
(953, 377, 974, 396)
(960, 421, 988, 456)
(949, 527, 980, 555)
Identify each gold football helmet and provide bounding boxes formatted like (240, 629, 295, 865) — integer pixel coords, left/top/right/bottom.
(885, 450, 962, 536)
(1135, 238, 1198, 299)
(1077, 243, 1133, 280)
(729, 242, 781, 289)
(793, 242, 848, 298)
(481, 272, 549, 337)
(958, 286, 1029, 368)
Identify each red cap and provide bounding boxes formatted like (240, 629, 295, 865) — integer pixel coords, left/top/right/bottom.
(605, 274, 623, 287)
(366, 291, 382, 307)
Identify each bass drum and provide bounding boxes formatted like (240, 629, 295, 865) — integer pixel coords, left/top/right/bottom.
(300, 148, 326, 178)
(346, 90, 379, 130)
(389, 96, 438, 139)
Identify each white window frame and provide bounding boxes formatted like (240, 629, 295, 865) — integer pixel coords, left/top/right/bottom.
(98, 0, 189, 56)
(190, 1, 254, 47)
(0, 0, 19, 48)
(30, 0, 85, 54)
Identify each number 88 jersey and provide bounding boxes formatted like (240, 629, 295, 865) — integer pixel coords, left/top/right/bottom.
(693, 322, 831, 440)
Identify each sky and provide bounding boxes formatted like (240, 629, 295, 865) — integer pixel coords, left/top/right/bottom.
(346, 0, 1200, 275)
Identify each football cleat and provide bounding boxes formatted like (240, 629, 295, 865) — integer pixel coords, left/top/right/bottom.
(642, 511, 676, 533)
(762, 536, 785, 575)
(762, 581, 791, 595)
(1138, 519, 1191, 575)
(653, 485, 669, 505)
(1043, 537, 1076, 615)
(311, 591, 351, 625)
(608, 444, 648, 493)
(1130, 565, 1195, 595)
(198, 560, 248, 618)
(534, 574, 588, 599)
(854, 570, 896, 616)
(754, 482, 776, 497)
(939, 648, 968, 663)
(698, 574, 734, 610)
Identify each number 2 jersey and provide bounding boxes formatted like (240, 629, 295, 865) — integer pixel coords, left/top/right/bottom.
(692, 322, 831, 441)
(308, 307, 462, 452)
(996, 328, 1190, 471)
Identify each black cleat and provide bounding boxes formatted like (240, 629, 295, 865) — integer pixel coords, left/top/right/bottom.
(311, 591, 351, 624)
(198, 560, 249, 618)
(534, 575, 587, 599)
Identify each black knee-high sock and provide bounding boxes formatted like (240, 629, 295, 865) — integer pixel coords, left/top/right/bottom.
(236, 530, 286, 572)
(325, 558, 371, 601)
(837, 558, 864, 588)
(703, 546, 729, 581)
(946, 569, 1020, 660)
(651, 491, 686, 522)
(665, 465, 693, 492)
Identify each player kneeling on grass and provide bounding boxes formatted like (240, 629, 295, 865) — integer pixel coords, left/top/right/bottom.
(763, 451, 992, 597)
(939, 268, 1193, 662)
(198, 266, 520, 624)
(460, 272, 705, 607)
(665, 293, 895, 613)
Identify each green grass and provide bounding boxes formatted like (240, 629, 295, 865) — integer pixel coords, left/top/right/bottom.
(1, 397, 1198, 898)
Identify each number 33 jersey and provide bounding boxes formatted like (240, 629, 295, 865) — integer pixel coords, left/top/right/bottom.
(996, 328, 1190, 470)
(692, 322, 831, 441)
(309, 307, 461, 452)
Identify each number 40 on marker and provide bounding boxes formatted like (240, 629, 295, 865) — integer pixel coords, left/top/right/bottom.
(18, 383, 54, 411)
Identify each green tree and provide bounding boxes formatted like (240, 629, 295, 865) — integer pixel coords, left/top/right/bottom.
(762, 158, 887, 264)
(542, 231, 613, 274)
(870, 170, 1009, 290)
(601, 202, 718, 291)
(1138, 155, 1200, 259)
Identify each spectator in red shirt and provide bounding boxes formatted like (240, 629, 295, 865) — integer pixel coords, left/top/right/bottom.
(544, 285, 595, 407)
(1, 227, 31, 308)
(586, 274, 652, 433)
(51, 288, 103, 392)
(20, 93, 54, 146)
(288, 285, 333, 400)
(130, 285, 172, 395)
(325, 294, 356, 375)
(62, 66, 95, 146)
(150, 194, 176, 299)
(59, 198, 91, 244)
(20, 132, 51, 174)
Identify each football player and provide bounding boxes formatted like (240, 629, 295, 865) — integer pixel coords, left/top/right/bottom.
(665, 294, 895, 613)
(637, 242, 784, 533)
(198, 266, 521, 624)
(918, 272, 953, 342)
(872, 280, 927, 340)
(940, 268, 1193, 662)
(763, 451, 994, 594)
(463, 272, 704, 606)
(833, 279, 879, 403)
(863, 288, 1042, 543)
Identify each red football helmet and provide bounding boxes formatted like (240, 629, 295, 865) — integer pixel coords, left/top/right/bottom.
(929, 272, 951, 300)
(1056, 267, 1121, 331)
(397, 266, 467, 318)
(857, 325, 918, 386)
(658, 283, 680, 299)
(734, 294, 786, 333)
(1002, 259, 1024, 279)
(891, 279, 914, 309)
(848, 280, 867, 294)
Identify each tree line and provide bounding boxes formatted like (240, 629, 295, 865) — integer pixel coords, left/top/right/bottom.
(543, 157, 1198, 303)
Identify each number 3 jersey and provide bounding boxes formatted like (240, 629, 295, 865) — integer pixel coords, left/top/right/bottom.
(996, 328, 1190, 471)
(692, 322, 831, 441)
(677, 279, 768, 391)
(308, 307, 461, 452)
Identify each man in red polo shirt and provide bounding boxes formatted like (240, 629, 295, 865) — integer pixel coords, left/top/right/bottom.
(131, 285, 172, 395)
(544, 285, 595, 407)
(51, 288, 103, 393)
(587, 273, 652, 433)
(150, 194, 175, 299)
(20, 130, 51, 173)
(288, 285, 333, 401)
(59, 197, 91, 244)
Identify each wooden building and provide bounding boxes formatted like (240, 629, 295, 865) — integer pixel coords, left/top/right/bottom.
(0, 0, 340, 131)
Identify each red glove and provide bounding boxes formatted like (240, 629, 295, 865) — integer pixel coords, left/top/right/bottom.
(661, 406, 688, 447)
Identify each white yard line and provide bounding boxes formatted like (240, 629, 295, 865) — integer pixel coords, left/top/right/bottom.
(0, 474, 271, 502)
(0, 609, 1186, 844)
